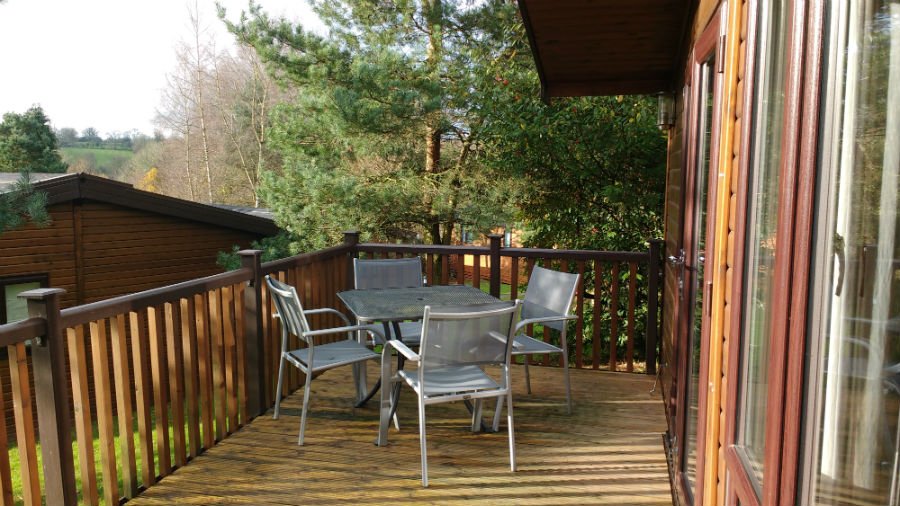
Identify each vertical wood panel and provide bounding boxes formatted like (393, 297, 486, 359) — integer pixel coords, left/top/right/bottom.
(473, 255, 481, 288)
(510, 257, 519, 300)
(128, 311, 155, 486)
(0, 371, 13, 506)
(610, 264, 621, 372)
(593, 262, 602, 369)
(180, 297, 201, 459)
(89, 320, 119, 505)
(426, 254, 434, 285)
(148, 306, 172, 474)
(208, 290, 226, 442)
(67, 325, 99, 505)
(110, 315, 138, 498)
(164, 303, 186, 467)
(222, 286, 238, 433)
(441, 255, 449, 285)
(8, 342, 39, 506)
(194, 293, 214, 450)
(627, 262, 638, 372)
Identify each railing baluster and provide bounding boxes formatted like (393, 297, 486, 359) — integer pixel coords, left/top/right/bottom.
(181, 297, 202, 459)
(195, 293, 214, 450)
(234, 284, 248, 425)
(222, 286, 238, 433)
(8, 341, 39, 505)
(610, 264, 620, 372)
(426, 253, 434, 285)
(111, 314, 138, 498)
(165, 302, 187, 466)
(627, 262, 638, 372)
(575, 261, 585, 369)
(148, 306, 172, 474)
(510, 257, 519, 300)
(209, 290, 226, 442)
(593, 261, 602, 369)
(473, 254, 481, 289)
(441, 254, 449, 285)
(89, 319, 120, 504)
(0, 371, 13, 506)
(129, 311, 156, 486)
(68, 325, 99, 504)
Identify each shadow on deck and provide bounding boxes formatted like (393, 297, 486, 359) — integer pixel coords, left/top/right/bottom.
(129, 364, 672, 505)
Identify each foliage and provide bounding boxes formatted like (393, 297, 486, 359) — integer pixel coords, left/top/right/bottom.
(136, 167, 160, 193)
(0, 106, 67, 173)
(60, 147, 133, 178)
(216, 231, 294, 270)
(0, 170, 50, 234)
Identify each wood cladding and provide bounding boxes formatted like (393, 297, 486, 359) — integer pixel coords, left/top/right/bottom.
(0, 199, 270, 443)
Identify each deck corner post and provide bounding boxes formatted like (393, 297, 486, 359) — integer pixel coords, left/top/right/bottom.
(646, 239, 664, 375)
(21, 288, 77, 505)
(343, 230, 360, 290)
(488, 233, 503, 298)
(239, 249, 266, 416)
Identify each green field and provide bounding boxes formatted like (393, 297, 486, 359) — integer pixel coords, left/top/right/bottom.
(61, 147, 133, 178)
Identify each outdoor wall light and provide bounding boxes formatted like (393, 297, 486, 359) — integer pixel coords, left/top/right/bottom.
(657, 92, 676, 130)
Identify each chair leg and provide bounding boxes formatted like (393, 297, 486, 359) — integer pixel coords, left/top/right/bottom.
(561, 328, 572, 415)
(377, 350, 393, 446)
(274, 354, 286, 419)
(523, 358, 532, 394)
(418, 396, 429, 487)
(506, 391, 517, 472)
(492, 396, 504, 432)
(471, 399, 483, 432)
(298, 369, 313, 445)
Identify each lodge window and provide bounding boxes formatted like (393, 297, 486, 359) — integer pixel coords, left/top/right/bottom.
(801, 1, 900, 504)
(732, 0, 792, 498)
(0, 275, 49, 325)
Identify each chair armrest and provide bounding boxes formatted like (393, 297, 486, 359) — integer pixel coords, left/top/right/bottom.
(383, 339, 419, 362)
(516, 313, 577, 331)
(304, 307, 351, 326)
(303, 324, 385, 341)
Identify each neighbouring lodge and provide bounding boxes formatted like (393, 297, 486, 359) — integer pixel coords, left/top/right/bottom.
(0, 172, 276, 438)
(521, 0, 900, 505)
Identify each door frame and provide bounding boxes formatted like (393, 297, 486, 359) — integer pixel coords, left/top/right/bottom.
(673, 7, 725, 504)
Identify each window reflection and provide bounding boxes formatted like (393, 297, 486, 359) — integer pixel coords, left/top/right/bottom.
(805, 1, 900, 504)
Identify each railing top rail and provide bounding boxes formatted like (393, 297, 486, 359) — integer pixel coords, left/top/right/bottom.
(357, 242, 651, 263)
(261, 243, 354, 274)
(0, 317, 47, 347)
(61, 268, 252, 328)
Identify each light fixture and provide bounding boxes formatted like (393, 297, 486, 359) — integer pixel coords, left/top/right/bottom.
(657, 92, 676, 130)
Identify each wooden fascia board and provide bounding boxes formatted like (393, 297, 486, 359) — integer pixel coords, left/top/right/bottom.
(546, 78, 674, 98)
(517, 0, 551, 103)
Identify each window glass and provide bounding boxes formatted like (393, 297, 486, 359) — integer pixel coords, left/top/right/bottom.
(804, 2, 900, 504)
(735, 0, 790, 492)
(3, 281, 41, 324)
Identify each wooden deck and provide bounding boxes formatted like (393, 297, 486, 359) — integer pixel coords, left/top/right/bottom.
(129, 364, 672, 505)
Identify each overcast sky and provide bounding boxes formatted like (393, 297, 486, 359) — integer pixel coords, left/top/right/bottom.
(0, 0, 324, 137)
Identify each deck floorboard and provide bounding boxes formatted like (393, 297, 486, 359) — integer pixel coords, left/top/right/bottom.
(130, 364, 672, 505)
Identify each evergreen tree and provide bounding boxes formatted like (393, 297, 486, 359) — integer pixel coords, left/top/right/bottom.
(0, 171, 50, 234)
(0, 106, 67, 173)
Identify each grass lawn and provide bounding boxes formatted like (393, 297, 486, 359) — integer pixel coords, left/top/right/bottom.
(61, 147, 133, 178)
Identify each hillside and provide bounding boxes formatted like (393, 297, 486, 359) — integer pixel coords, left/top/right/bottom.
(61, 147, 133, 179)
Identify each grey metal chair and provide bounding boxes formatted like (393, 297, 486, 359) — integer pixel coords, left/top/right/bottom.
(353, 257, 425, 345)
(377, 300, 522, 487)
(507, 265, 580, 416)
(266, 275, 382, 445)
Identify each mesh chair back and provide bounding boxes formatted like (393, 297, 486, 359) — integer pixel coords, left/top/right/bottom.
(419, 302, 519, 369)
(265, 276, 311, 341)
(522, 266, 580, 331)
(353, 258, 424, 289)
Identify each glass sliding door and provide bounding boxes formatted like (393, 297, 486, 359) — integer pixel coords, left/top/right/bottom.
(803, 1, 900, 504)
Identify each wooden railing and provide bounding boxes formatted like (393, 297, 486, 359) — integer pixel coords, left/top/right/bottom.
(0, 234, 660, 504)
(353, 233, 663, 374)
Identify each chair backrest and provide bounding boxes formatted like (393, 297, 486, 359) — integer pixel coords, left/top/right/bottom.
(353, 257, 424, 289)
(522, 266, 580, 331)
(265, 276, 312, 342)
(419, 301, 521, 373)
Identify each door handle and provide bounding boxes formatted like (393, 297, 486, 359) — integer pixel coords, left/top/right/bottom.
(667, 250, 685, 267)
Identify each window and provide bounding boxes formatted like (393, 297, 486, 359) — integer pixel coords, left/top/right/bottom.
(0, 275, 48, 324)
(802, 2, 900, 503)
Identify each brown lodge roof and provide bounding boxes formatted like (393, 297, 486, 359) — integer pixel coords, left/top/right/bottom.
(30, 172, 279, 236)
(518, 0, 694, 99)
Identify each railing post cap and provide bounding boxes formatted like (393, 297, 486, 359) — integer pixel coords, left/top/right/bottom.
(487, 233, 503, 239)
(18, 288, 66, 300)
(237, 249, 263, 258)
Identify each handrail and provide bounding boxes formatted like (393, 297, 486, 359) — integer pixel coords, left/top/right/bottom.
(0, 317, 47, 347)
(61, 267, 252, 328)
(261, 243, 353, 274)
(358, 242, 651, 262)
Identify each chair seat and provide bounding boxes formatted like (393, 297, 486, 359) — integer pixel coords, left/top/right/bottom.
(398, 365, 500, 397)
(286, 339, 378, 373)
(364, 321, 423, 346)
(511, 334, 563, 355)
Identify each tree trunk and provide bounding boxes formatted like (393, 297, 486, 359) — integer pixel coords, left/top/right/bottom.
(423, 0, 444, 244)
